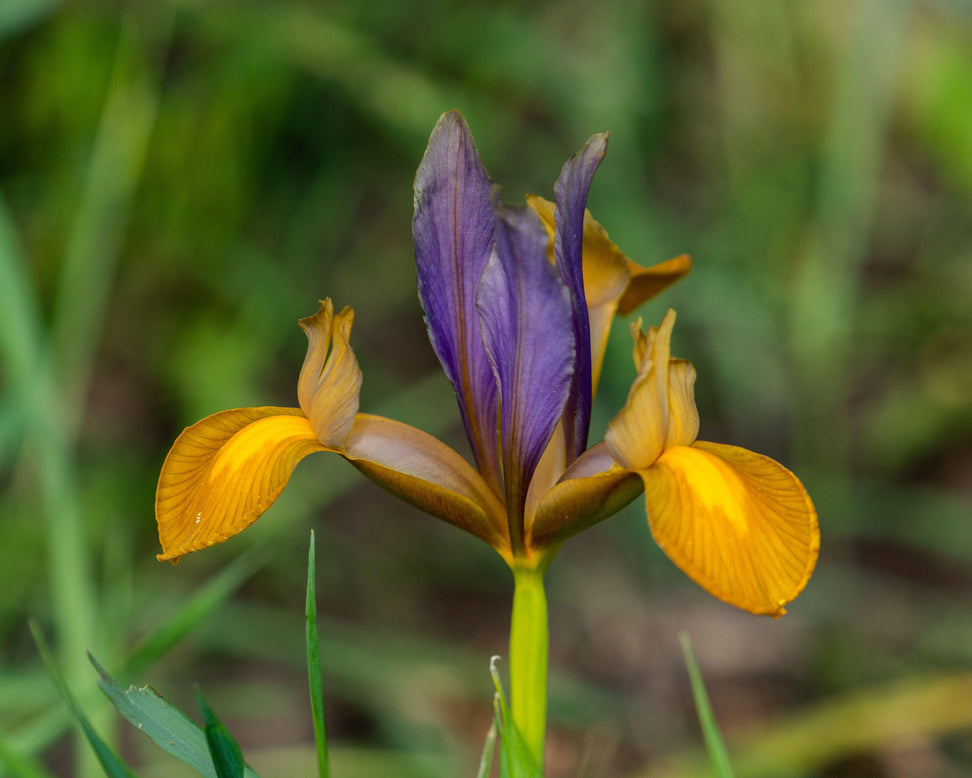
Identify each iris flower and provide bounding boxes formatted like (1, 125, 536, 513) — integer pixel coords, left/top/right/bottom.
(155, 111, 818, 765)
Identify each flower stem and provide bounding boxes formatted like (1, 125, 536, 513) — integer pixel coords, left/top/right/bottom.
(509, 564, 548, 771)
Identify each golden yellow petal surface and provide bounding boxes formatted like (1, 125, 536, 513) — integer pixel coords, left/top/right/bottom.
(641, 442, 819, 617)
(156, 407, 326, 562)
(341, 414, 510, 557)
(617, 254, 693, 315)
(606, 311, 700, 469)
(298, 299, 362, 448)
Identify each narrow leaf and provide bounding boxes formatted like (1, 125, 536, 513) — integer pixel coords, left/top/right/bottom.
(489, 657, 540, 778)
(476, 714, 498, 778)
(29, 624, 137, 778)
(90, 655, 261, 778)
(306, 530, 330, 777)
(195, 689, 244, 778)
(680, 633, 735, 778)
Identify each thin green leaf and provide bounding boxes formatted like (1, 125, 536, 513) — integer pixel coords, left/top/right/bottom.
(89, 655, 261, 778)
(680, 633, 735, 778)
(489, 657, 540, 778)
(306, 530, 330, 777)
(476, 713, 498, 778)
(194, 690, 244, 778)
(29, 625, 137, 778)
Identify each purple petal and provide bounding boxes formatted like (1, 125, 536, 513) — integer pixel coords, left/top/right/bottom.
(413, 111, 501, 492)
(553, 133, 608, 461)
(477, 205, 575, 551)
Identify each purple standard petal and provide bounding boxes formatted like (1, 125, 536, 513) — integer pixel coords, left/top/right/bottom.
(477, 205, 575, 552)
(553, 133, 608, 462)
(413, 111, 501, 492)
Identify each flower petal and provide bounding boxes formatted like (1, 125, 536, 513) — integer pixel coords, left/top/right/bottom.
(641, 442, 819, 617)
(156, 408, 326, 562)
(530, 443, 642, 551)
(527, 195, 692, 393)
(551, 132, 608, 460)
(477, 205, 575, 547)
(297, 299, 362, 447)
(341, 414, 509, 556)
(606, 311, 700, 470)
(412, 110, 501, 492)
(617, 254, 693, 315)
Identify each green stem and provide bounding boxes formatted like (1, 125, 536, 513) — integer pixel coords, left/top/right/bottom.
(509, 565, 548, 771)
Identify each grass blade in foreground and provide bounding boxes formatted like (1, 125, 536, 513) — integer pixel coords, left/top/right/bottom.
(476, 716, 498, 778)
(305, 530, 330, 777)
(29, 624, 136, 778)
(490, 657, 540, 778)
(680, 633, 735, 778)
(195, 689, 245, 778)
(90, 655, 261, 778)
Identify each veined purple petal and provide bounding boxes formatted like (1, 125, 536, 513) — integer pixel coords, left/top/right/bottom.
(553, 133, 608, 462)
(413, 111, 501, 492)
(477, 205, 575, 553)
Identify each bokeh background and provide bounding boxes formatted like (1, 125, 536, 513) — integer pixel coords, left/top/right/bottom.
(2, 0, 971, 776)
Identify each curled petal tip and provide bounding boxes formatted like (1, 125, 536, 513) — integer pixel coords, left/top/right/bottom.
(298, 300, 362, 448)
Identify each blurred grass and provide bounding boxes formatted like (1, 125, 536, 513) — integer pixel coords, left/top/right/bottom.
(1, 0, 970, 776)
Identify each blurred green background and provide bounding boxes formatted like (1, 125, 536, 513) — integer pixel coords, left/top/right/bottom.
(2, 0, 971, 776)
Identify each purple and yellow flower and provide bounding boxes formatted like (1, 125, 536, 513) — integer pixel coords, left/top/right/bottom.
(156, 111, 818, 617)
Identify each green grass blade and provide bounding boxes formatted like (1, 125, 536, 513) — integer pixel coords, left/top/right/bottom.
(305, 530, 330, 778)
(30, 624, 137, 778)
(89, 655, 261, 778)
(194, 690, 245, 778)
(476, 715, 498, 778)
(489, 657, 540, 778)
(680, 633, 735, 778)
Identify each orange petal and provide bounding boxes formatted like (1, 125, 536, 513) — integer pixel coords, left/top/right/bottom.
(341, 414, 510, 557)
(606, 311, 700, 470)
(156, 407, 326, 562)
(641, 442, 819, 617)
(617, 254, 693, 315)
(526, 196, 690, 393)
(530, 442, 642, 551)
(297, 300, 362, 447)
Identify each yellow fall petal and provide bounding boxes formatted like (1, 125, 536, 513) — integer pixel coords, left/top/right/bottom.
(640, 442, 819, 617)
(156, 407, 326, 562)
(341, 414, 510, 557)
(298, 299, 362, 448)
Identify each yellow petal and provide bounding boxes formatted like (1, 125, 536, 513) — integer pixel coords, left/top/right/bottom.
(530, 442, 642, 551)
(525, 195, 691, 393)
(617, 254, 692, 315)
(298, 299, 362, 448)
(665, 358, 700, 451)
(606, 310, 700, 469)
(641, 442, 819, 617)
(341, 414, 510, 558)
(156, 407, 326, 562)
